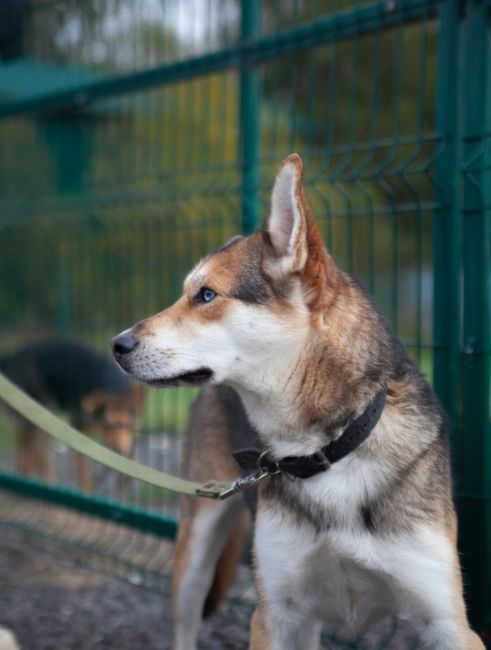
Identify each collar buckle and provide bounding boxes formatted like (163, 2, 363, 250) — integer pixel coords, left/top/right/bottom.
(257, 450, 280, 475)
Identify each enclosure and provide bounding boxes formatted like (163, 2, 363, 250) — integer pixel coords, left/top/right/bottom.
(0, 0, 490, 646)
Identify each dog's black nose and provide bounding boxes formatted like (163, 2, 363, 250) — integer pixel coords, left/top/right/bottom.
(111, 333, 139, 356)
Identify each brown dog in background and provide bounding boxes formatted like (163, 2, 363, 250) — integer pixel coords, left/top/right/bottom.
(0, 339, 144, 491)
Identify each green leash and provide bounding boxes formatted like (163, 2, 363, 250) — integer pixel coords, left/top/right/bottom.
(0, 372, 238, 500)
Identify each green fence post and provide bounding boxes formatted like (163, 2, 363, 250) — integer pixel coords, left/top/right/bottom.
(240, 0, 261, 234)
(433, 0, 462, 440)
(459, 0, 491, 633)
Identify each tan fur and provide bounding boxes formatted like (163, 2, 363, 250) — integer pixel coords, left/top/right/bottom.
(82, 388, 144, 434)
(450, 559, 485, 650)
(249, 606, 270, 650)
(171, 510, 194, 610)
(74, 387, 143, 491)
(74, 450, 93, 492)
(171, 385, 251, 649)
(17, 423, 53, 483)
(205, 508, 250, 615)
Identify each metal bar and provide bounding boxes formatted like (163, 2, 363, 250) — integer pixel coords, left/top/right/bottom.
(0, 472, 177, 539)
(459, 0, 491, 631)
(240, 0, 261, 234)
(0, 0, 442, 120)
(432, 0, 462, 443)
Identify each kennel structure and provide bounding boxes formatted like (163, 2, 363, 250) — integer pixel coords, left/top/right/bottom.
(0, 0, 489, 637)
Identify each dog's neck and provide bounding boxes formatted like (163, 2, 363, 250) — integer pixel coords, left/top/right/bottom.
(232, 385, 327, 457)
(226, 271, 394, 456)
(228, 337, 385, 459)
(233, 386, 387, 480)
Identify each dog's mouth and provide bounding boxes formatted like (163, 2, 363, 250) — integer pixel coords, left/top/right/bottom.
(146, 367, 213, 388)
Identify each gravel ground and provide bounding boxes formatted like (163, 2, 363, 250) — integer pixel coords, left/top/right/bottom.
(0, 527, 421, 650)
(0, 531, 252, 650)
(0, 528, 426, 650)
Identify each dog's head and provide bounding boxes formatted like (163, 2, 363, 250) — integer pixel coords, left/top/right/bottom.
(112, 154, 341, 392)
(81, 386, 144, 456)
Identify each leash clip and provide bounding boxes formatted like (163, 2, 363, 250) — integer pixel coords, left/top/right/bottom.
(217, 469, 271, 499)
(215, 452, 281, 500)
(197, 451, 280, 500)
(194, 468, 272, 500)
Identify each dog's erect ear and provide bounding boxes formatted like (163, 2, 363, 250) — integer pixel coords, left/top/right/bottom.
(265, 153, 337, 309)
(266, 153, 309, 274)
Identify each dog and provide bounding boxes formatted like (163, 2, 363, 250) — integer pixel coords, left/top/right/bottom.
(112, 154, 484, 649)
(0, 339, 144, 491)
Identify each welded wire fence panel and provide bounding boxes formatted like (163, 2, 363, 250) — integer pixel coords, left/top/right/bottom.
(0, 0, 489, 643)
(0, 2, 242, 554)
(256, 11, 439, 370)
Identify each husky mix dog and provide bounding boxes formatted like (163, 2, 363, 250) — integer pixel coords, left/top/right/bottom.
(112, 154, 483, 650)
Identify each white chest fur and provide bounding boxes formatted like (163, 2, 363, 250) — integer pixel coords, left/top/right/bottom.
(255, 455, 396, 628)
(254, 455, 455, 643)
(255, 509, 396, 630)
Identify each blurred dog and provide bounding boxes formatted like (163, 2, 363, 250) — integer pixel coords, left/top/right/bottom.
(113, 154, 483, 649)
(0, 339, 144, 491)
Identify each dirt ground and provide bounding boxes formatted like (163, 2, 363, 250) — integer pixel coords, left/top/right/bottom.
(0, 528, 429, 650)
(0, 531, 252, 650)
(0, 526, 424, 650)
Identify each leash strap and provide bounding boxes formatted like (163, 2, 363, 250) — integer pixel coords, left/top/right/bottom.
(234, 387, 387, 479)
(0, 372, 236, 500)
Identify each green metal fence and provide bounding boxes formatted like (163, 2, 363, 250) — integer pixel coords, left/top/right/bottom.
(0, 0, 489, 640)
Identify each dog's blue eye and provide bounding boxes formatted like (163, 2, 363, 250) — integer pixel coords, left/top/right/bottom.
(196, 287, 216, 303)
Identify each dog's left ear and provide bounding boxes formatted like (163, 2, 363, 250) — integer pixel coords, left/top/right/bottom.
(266, 153, 309, 274)
(265, 153, 337, 308)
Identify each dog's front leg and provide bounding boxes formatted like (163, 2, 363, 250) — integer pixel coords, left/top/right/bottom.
(380, 525, 485, 650)
(249, 603, 322, 650)
(249, 605, 269, 649)
(252, 507, 323, 650)
(172, 494, 248, 650)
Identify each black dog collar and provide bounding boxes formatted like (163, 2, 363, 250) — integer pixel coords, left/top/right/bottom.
(233, 387, 387, 480)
